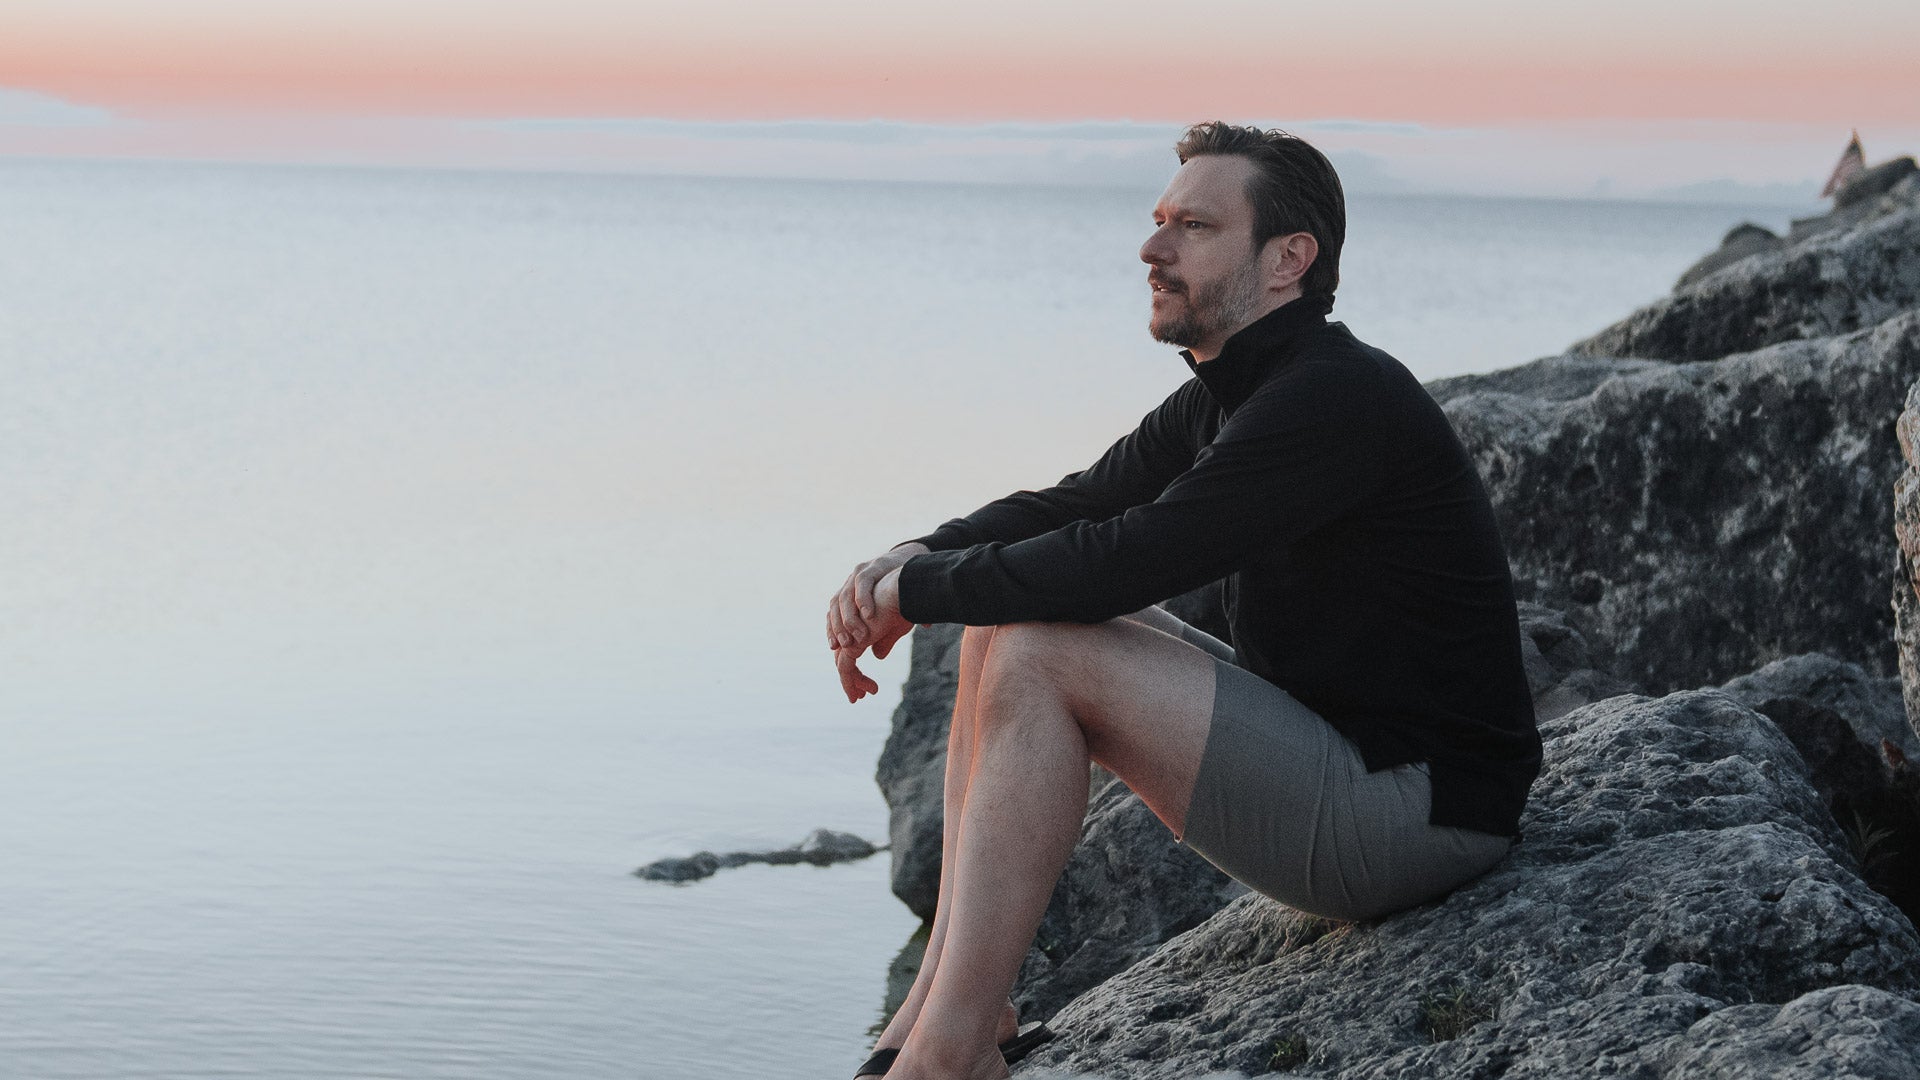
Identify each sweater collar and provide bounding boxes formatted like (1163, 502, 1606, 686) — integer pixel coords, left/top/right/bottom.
(1182, 294, 1331, 413)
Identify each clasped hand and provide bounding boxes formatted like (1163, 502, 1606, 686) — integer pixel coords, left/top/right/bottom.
(827, 543, 927, 703)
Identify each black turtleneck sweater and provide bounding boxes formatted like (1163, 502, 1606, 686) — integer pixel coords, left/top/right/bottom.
(896, 296, 1541, 838)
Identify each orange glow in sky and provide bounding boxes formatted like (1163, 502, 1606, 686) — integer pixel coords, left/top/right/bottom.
(3, 0, 1917, 126)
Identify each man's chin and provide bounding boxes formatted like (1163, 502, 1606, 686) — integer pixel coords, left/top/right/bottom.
(1150, 316, 1201, 348)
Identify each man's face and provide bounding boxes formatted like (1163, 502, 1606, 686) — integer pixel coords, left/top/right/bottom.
(1140, 155, 1268, 356)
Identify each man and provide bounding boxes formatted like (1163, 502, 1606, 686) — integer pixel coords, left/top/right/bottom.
(826, 122, 1541, 1080)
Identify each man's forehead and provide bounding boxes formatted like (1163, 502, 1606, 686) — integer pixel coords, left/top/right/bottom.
(1155, 155, 1256, 218)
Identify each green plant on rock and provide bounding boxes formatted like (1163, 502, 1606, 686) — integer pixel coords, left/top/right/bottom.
(1843, 807, 1898, 873)
(1418, 985, 1495, 1042)
(1267, 1033, 1310, 1071)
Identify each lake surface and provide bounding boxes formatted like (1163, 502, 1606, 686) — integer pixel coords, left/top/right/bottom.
(0, 157, 1811, 1077)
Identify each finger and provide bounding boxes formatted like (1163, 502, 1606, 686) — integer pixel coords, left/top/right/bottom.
(835, 645, 863, 702)
(854, 565, 883, 621)
(836, 591, 870, 647)
(829, 574, 860, 646)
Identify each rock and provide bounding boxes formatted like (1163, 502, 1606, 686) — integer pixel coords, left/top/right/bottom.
(1835, 157, 1920, 211)
(1013, 774, 1248, 1023)
(1436, 312, 1920, 692)
(1718, 655, 1920, 927)
(796, 828, 878, 863)
(1515, 601, 1635, 722)
(1649, 984, 1920, 1079)
(632, 828, 880, 883)
(1896, 381, 1920, 740)
(1570, 194, 1920, 362)
(876, 622, 965, 920)
(1720, 653, 1918, 799)
(1019, 691, 1920, 1078)
(635, 851, 722, 883)
(1674, 221, 1782, 292)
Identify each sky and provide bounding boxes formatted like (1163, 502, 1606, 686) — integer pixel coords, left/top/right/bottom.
(3, 0, 1917, 199)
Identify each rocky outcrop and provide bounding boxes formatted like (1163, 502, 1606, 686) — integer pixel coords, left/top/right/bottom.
(1831, 157, 1920, 215)
(1896, 382, 1920, 736)
(1514, 601, 1634, 722)
(1673, 221, 1785, 291)
(1435, 312, 1920, 692)
(1019, 692, 1920, 1078)
(633, 828, 878, 882)
(1569, 179, 1920, 362)
(1720, 653, 1917, 798)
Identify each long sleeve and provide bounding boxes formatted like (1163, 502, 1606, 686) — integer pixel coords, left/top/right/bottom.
(899, 358, 1389, 626)
(908, 380, 1209, 552)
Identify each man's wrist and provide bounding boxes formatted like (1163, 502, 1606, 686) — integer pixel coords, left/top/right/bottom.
(876, 568, 904, 614)
(890, 541, 931, 557)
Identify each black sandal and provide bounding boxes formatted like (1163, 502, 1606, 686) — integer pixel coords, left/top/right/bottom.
(854, 1023, 1054, 1077)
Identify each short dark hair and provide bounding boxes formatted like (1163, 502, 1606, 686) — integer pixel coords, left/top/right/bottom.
(1175, 121, 1346, 304)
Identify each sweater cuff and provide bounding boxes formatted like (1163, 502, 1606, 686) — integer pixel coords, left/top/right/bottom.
(897, 553, 961, 625)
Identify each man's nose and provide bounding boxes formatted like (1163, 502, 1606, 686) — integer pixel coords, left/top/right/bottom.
(1140, 227, 1171, 265)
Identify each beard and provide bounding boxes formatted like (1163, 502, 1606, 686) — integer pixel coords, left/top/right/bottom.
(1149, 254, 1265, 349)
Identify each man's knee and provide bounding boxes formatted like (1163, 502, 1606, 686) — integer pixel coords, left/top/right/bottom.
(978, 621, 1104, 697)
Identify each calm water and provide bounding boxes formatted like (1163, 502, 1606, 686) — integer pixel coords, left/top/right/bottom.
(0, 157, 1811, 1078)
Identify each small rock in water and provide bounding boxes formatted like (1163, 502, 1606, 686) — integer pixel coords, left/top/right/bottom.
(634, 852, 722, 883)
(799, 828, 877, 864)
(633, 828, 882, 883)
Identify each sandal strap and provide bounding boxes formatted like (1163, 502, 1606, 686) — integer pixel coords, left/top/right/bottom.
(853, 1047, 899, 1078)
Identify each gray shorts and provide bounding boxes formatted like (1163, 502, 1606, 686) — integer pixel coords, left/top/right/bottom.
(1176, 623, 1512, 922)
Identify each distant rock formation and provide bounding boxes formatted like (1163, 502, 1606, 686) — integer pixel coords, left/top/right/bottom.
(633, 828, 879, 883)
(1571, 169, 1920, 362)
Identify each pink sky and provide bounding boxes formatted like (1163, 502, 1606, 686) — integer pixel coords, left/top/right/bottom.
(3, 0, 1916, 196)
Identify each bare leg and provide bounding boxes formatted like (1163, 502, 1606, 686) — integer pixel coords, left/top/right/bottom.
(871, 625, 1019, 1055)
(888, 619, 1220, 1080)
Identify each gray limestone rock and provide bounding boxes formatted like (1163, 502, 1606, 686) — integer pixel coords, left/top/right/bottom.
(1835, 157, 1920, 212)
(1570, 194, 1920, 362)
(1515, 601, 1634, 722)
(1018, 691, 1920, 1079)
(1720, 654, 1918, 805)
(1674, 221, 1783, 292)
(1649, 984, 1920, 1080)
(1897, 381, 1920, 741)
(1438, 312, 1920, 693)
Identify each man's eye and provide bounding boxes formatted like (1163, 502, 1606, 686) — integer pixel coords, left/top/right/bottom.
(1185, 220, 1206, 230)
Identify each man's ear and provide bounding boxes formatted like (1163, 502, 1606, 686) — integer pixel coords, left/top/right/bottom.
(1267, 231, 1318, 291)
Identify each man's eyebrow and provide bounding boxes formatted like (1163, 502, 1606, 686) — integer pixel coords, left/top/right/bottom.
(1155, 204, 1210, 221)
